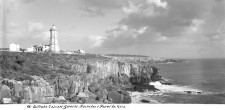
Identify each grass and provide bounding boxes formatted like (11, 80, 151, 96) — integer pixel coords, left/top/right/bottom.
(0, 51, 111, 81)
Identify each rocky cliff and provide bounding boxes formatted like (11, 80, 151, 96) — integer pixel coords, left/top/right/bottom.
(0, 52, 167, 104)
(104, 54, 183, 64)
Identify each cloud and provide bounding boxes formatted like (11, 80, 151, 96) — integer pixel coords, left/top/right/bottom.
(1, 21, 51, 48)
(147, 0, 167, 8)
(105, 25, 149, 40)
(34, 31, 50, 41)
(26, 21, 51, 42)
(155, 35, 168, 42)
(27, 21, 44, 33)
(122, 0, 167, 17)
(105, 0, 224, 42)
(189, 19, 204, 32)
(94, 0, 225, 58)
(205, 25, 225, 42)
(120, 0, 213, 37)
(22, 0, 35, 3)
(88, 35, 106, 47)
(122, 1, 141, 15)
(0, 0, 35, 12)
(78, 0, 127, 16)
(138, 26, 148, 34)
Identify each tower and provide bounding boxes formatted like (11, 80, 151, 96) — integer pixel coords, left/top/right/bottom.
(49, 25, 60, 53)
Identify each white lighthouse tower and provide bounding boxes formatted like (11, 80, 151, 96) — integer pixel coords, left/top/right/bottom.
(49, 25, 60, 53)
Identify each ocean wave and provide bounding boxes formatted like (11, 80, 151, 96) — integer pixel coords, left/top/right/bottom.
(129, 91, 161, 103)
(129, 81, 215, 103)
(149, 81, 211, 94)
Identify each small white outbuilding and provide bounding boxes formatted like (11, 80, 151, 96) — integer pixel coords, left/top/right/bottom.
(9, 43, 20, 52)
(77, 49, 85, 54)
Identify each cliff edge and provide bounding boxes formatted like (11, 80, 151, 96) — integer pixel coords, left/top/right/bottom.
(0, 52, 169, 104)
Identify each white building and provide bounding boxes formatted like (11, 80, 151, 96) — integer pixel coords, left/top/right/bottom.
(77, 49, 85, 54)
(27, 46, 34, 52)
(49, 25, 60, 53)
(65, 51, 75, 54)
(33, 44, 50, 52)
(43, 45, 50, 51)
(9, 43, 20, 52)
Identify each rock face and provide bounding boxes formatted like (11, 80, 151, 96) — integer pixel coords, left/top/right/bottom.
(71, 63, 87, 73)
(52, 71, 133, 104)
(69, 60, 162, 85)
(0, 62, 163, 104)
(129, 65, 161, 85)
(86, 60, 121, 79)
(53, 74, 91, 100)
(0, 85, 11, 99)
(0, 52, 165, 104)
(0, 98, 12, 104)
(105, 54, 176, 64)
(0, 76, 54, 104)
(150, 67, 162, 82)
(53, 96, 68, 104)
(107, 91, 131, 103)
(70, 60, 132, 79)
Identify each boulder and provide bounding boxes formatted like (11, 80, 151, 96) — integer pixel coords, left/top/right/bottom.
(0, 98, 12, 104)
(140, 99, 151, 103)
(77, 92, 88, 98)
(133, 85, 158, 92)
(107, 91, 131, 103)
(53, 96, 68, 104)
(58, 96, 66, 100)
(13, 81, 23, 97)
(160, 80, 172, 85)
(70, 96, 80, 102)
(103, 99, 111, 104)
(0, 85, 11, 98)
(78, 97, 86, 104)
(20, 86, 32, 103)
(150, 74, 162, 82)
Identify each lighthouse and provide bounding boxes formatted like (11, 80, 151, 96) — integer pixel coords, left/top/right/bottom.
(49, 25, 60, 53)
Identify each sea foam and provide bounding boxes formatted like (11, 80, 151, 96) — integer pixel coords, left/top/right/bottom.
(149, 81, 208, 94)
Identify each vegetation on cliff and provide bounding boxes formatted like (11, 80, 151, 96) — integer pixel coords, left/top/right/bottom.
(0, 52, 109, 80)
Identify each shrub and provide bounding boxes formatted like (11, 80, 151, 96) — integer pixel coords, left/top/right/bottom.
(15, 55, 25, 66)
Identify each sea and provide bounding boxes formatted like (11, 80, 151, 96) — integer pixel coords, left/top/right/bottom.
(144, 59, 225, 104)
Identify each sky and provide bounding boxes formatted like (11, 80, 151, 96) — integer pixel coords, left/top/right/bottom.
(0, 0, 225, 59)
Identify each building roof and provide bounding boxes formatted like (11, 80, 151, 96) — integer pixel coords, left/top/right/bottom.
(50, 25, 57, 31)
(33, 44, 49, 48)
